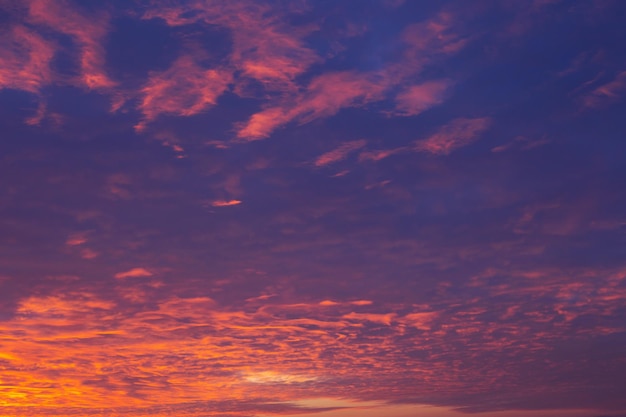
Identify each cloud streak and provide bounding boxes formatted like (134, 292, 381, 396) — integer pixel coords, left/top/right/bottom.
(416, 117, 492, 155)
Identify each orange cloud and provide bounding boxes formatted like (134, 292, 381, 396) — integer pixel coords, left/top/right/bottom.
(114, 267, 153, 279)
(343, 312, 396, 325)
(416, 117, 492, 155)
(395, 80, 452, 116)
(135, 55, 232, 131)
(402, 311, 439, 330)
(315, 140, 367, 167)
(28, 0, 115, 90)
(0, 271, 623, 415)
(211, 199, 242, 207)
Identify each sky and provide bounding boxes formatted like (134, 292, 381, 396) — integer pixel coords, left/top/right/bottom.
(0, 0, 625, 416)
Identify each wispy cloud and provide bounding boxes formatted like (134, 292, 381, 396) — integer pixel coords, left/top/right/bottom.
(237, 71, 388, 140)
(416, 117, 492, 155)
(581, 71, 626, 108)
(211, 199, 242, 207)
(114, 267, 153, 279)
(315, 140, 367, 167)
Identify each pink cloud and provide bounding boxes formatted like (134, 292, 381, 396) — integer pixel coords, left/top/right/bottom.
(229, 16, 319, 91)
(114, 268, 153, 280)
(142, 1, 318, 91)
(211, 200, 242, 207)
(235, 11, 470, 140)
(236, 107, 292, 140)
(315, 140, 367, 167)
(28, 0, 115, 90)
(143, 4, 469, 141)
(135, 55, 232, 131)
(237, 71, 388, 140)
(395, 80, 452, 116)
(393, 12, 468, 79)
(66, 233, 88, 246)
(0, 25, 55, 93)
(416, 117, 492, 155)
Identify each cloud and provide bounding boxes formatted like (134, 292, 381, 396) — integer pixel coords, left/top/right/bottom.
(227, 11, 319, 91)
(211, 199, 242, 207)
(416, 117, 492, 155)
(394, 12, 468, 79)
(0, 25, 55, 93)
(27, 0, 115, 89)
(142, 0, 319, 91)
(237, 71, 388, 140)
(394, 79, 452, 116)
(66, 232, 88, 246)
(491, 135, 550, 153)
(315, 140, 367, 167)
(135, 55, 232, 131)
(359, 147, 407, 162)
(0, 1, 472, 137)
(402, 311, 439, 330)
(234, 10, 470, 140)
(581, 71, 626, 108)
(1, 263, 625, 413)
(114, 268, 153, 279)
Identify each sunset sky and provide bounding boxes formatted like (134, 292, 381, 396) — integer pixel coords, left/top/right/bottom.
(1, 0, 626, 416)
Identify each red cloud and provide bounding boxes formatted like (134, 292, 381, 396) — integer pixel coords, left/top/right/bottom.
(416, 117, 492, 155)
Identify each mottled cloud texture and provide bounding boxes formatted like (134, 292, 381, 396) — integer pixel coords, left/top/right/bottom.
(1, 1, 626, 417)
